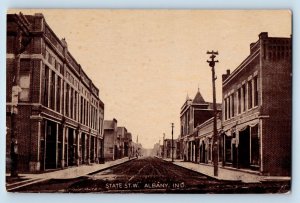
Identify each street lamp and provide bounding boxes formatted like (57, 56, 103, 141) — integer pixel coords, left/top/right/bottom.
(206, 50, 219, 177)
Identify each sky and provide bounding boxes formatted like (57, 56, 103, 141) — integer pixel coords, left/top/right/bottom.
(9, 9, 291, 148)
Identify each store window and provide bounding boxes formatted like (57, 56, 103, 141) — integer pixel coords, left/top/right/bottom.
(251, 125, 259, 166)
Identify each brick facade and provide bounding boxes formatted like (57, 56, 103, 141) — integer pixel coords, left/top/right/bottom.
(221, 32, 291, 176)
(177, 32, 291, 177)
(6, 13, 105, 172)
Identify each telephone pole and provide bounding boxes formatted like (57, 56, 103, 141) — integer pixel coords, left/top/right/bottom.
(171, 123, 174, 162)
(207, 50, 219, 177)
(163, 133, 165, 159)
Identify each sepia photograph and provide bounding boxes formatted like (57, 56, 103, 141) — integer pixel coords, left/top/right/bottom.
(5, 9, 292, 193)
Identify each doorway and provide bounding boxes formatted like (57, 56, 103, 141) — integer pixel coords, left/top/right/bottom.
(45, 121, 57, 169)
(238, 127, 250, 168)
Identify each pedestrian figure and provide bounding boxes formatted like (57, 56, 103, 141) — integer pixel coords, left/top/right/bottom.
(10, 138, 18, 177)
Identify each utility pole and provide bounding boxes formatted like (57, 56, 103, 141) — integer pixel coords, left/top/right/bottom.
(207, 50, 219, 177)
(163, 133, 165, 159)
(171, 123, 174, 162)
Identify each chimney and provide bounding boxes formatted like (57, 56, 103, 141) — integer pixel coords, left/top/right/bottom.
(61, 38, 68, 48)
(259, 32, 268, 39)
(250, 42, 256, 54)
(222, 69, 231, 82)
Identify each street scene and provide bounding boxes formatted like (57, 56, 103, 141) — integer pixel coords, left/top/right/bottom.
(5, 10, 292, 193)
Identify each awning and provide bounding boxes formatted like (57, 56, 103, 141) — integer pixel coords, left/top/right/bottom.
(237, 119, 259, 132)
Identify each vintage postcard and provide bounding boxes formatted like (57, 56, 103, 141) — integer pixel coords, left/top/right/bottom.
(5, 9, 291, 193)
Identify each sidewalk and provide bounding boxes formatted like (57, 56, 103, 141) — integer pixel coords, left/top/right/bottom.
(163, 158, 291, 183)
(6, 157, 132, 191)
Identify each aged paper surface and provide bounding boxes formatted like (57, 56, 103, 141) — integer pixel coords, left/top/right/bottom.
(6, 9, 291, 193)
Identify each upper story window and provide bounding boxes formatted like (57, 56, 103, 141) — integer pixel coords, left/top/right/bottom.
(224, 97, 227, 120)
(66, 84, 70, 117)
(56, 77, 61, 113)
(237, 88, 241, 114)
(228, 96, 231, 119)
(231, 94, 235, 117)
(19, 72, 30, 101)
(43, 66, 49, 107)
(50, 70, 55, 110)
(248, 80, 253, 109)
(19, 59, 31, 102)
(225, 75, 259, 117)
(253, 76, 259, 107)
(242, 84, 246, 112)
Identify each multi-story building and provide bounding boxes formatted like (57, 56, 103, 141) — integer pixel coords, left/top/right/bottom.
(6, 13, 105, 172)
(221, 32, 291, 176)
(179, 89, 221, 161)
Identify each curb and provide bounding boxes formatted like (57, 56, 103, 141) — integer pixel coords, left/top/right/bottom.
(87, 157, 137, 175)
(161, 158, 242, 183)
(7, 157, 136, 192)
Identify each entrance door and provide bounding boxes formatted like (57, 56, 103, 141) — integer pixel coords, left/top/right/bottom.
(90, 136, 95, 163)
(225, 135, 232, 164)
(45, 121, 57, 169)
(68, 128, 75, 166)
(200, 141, 206, 163)
(81, 133, 86, 164)
(238, 127, 250, 168)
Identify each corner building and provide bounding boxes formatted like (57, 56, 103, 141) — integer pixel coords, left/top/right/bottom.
(6, 13, 105, 172)
(221, 32, 291, 176)
(179, 90, 221, 162)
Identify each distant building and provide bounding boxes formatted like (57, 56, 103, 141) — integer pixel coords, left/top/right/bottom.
(104, 121, 133, 160)
(221, 32, 291, 176)
(178, 89, 221, 161)
(124, 132, 132, 157)
(6, 13, 104, 172)
(163, 139, 176, 159)
(117, 127, 127, 159)
(103, 119, 118, 161)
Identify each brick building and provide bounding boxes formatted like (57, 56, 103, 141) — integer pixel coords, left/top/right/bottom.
(103, 119, 118, 161)
(162, 138, 176, 159)
(117, 127, 127, 159)
(6, 13, 105, 172)
(178, 89, 221, 161)
(124, 132, 132, 157)
(221, 32, 291, 176)
(104, 119, 133, 160)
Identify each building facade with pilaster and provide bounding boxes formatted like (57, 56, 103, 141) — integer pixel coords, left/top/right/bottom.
(6, 13, 105, 172)
(221, 32, 291, 176)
